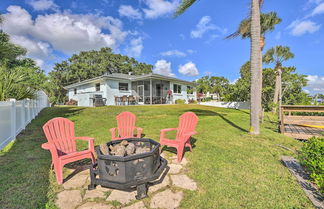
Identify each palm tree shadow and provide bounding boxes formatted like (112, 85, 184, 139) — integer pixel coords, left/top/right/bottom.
(188, 109, 248, 133)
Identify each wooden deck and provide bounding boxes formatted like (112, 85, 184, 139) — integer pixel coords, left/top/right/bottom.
(280, 105, 324, 140)
(284, 124, 324, 140)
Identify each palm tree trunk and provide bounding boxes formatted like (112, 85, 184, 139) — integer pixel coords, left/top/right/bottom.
(259, 36, 265, 121)
(250, 0, 262, 135)
(272, 67, 281, 113)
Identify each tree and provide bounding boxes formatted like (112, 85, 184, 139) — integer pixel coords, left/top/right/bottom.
(227, 61, 251, 102)
(0, 65, 44, 101)
(0, 32, 27, 65)
(195, 76, 230, 100)
(229, 63, 310, 110)
(0, 30, 46, 101)
(209, 76, 230, 100)
(175, 0, 263, 134)
(226, 12, 282, 51)
(263, 46, 294, 112)
(47, 47, 153, 104)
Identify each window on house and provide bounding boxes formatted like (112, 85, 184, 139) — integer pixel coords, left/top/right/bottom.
(187, 86, 193, 94)
(119, 83, 129, 91)
(74, 88, 77, 95)
(95, 83, 100, 91)
(173, 84, 182, 94)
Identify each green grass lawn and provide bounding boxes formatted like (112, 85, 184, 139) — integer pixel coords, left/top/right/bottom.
(0, 105, 314, 209)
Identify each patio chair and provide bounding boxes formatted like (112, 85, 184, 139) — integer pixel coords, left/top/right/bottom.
(110, 112, 143, 140)
(128, 95, 136, 105)
(41, 117, 95, 184)
(121, 95, 128, 105)
(160, 112, 198, 162)
(114, 96, 121, 106)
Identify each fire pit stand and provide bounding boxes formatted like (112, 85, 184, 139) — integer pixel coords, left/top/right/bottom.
(88, 138, 168, 199)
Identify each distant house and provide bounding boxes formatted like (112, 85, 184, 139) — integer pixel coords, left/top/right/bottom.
(64, 73, 197, 107)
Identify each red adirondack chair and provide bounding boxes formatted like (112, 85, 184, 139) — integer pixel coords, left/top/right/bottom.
(41, 117, 95, 184)
(110, 112, 143, 140)
(160, 112, 198, 162)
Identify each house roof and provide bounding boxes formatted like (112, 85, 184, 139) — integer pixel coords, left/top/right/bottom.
(64, 73, 196, 89)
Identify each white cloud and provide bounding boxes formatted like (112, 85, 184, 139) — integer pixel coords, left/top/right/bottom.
(288, 20, 321, 36)
(34, 58, 45, 68)
(2, 6, 128, 55)
(308, 0, 324, 4)
(153, 60, 175, 77)
(2, 6, 33, 35)
(191, 16, 226, 38)
(161, 50, 186, 57)
(125, 37, 143, 57)
(142, 0, 179, 19)
(26, 0, 58, 11)
(311, 2, 324, 15)
(10, 35, 51, 59)
(305, 75, 324, 93)
(118, 5, 142, 19)
(187, 49, 196, 54)
(178, 61, 199, 76)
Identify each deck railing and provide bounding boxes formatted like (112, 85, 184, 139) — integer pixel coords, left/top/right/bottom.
(280, 105, 324, 139)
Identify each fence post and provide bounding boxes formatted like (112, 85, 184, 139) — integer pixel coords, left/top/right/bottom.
(33, 100, 36, 118)
(21, 99, 26, 130)
(10, 99, 17, 140)
(26, 99, 30, 123)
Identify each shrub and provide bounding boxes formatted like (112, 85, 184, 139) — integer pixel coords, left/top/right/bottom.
(298, 137, 324, 193)
(188, 99, 197, 104)
(175, 99, 186, 104)
(202, 97, 212, 102)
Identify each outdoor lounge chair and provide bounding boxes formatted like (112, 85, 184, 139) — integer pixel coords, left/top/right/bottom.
(110, 112, 143, 140)
(160, 112, 198, 162)
(41, 117, 95, 184)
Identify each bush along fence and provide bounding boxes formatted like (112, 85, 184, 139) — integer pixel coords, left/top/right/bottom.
(0, 91, 49, 150)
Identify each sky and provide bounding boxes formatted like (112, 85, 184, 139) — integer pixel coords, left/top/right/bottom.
(0, 0, 323, 94)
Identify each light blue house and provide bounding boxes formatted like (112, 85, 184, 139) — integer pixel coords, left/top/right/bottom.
(64, 73, 197, 107)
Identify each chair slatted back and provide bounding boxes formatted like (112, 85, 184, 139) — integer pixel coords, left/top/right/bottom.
(43, 117, 76, 156)
(116, 112, 137, 139)
(176, 112, 198, 141)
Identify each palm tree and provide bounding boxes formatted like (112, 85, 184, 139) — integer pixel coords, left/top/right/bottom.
(0, 66, 35, 101)
(226, 12, 281, 51)
(263, 46, 294, 113)
(175, 0, 263, 134)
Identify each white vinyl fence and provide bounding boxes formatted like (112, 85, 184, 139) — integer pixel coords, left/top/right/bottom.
(0, 91, 49, 150)
(200, 101, 250, 110)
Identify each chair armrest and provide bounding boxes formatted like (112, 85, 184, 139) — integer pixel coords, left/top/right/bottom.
(74, 137, 94, 152)
(160, 128, 178, 139)
(160, 128, 178, 133)
(74, 137, 94, 141)
(41, 142, 53, 150)
(184, 131, 197, 138)
(41, 142, 59, 159)
(110, 128, 117, 140)
(136, 127, 143, 138)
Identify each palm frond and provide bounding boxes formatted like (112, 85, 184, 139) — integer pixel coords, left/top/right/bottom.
(226, 12, 281, 40)
(174, 0, 198, 18)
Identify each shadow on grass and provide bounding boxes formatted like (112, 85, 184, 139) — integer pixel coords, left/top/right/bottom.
(188, 109, 248, 133)
(161, 137, 198, 155)
(0, 106, 86, 208)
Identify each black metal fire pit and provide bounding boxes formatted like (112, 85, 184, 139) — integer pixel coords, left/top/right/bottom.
(88, 138, 168, 199)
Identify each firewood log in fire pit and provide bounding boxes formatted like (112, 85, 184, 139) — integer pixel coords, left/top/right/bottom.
(99, 140, 151, 157)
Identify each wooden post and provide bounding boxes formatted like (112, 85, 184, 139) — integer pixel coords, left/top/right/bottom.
(280, 106, 285, 133)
